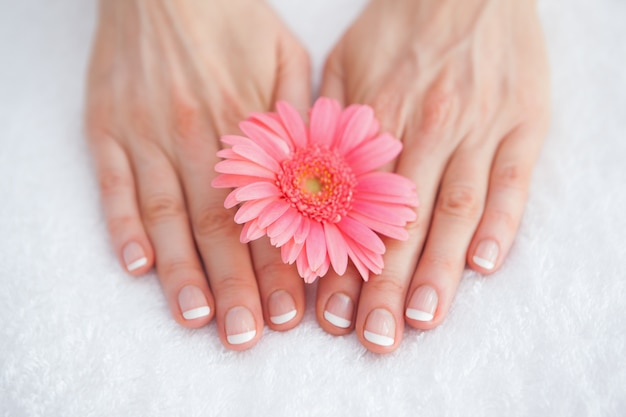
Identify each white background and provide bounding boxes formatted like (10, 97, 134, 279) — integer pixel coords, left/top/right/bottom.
(1, 0, 625, 416)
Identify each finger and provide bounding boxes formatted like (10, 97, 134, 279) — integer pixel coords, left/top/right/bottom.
(319, 45, 346, 105)
(171, 98, 264, 350)
(351, 82, 458, 353)
(250, 238, 305, 330)
(274, 36, 312, 115)
(467, 123, 545, 273)
(404, 143, 494, 330)
(90, 137, 154, 275)
(132, 142, 215, 330)
(316, 266, 363, 335)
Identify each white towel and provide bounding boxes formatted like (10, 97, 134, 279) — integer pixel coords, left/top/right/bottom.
(1, 0, 624, 416)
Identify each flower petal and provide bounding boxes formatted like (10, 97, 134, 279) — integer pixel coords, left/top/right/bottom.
(351, 200, 417, 226)
(239, 121, 291, 161)
(337, 105, 375, 154)
(323, 223, 348, 276)
(257, 199, 291, 229)
(215, 160, 276, 180)
(269, 209, 302, 247)
(345, 133, 402, 175)
(232, 143, 281, 172)
(248, 112, 291, 142)
(356, 171, 417, 200)
(357, 191, 420, 207)
(276, 101, 308, 149)
(235, 182, 281, 202)
(306, 221, 327, 272)
(309, 97, 341, 147)
(347, 212, 410, 241)
(240, 219, 265, 243)
(294, 217, 311, 244)
(336, 216, 385, 255)
(281, 239, 304, 264)
(212, 174, 268, 189)
(344, 241, 370, 281)
(234, 197, 275, 224)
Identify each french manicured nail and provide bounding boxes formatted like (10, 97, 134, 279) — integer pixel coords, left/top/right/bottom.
(225, 306, 257, 345)
(323, 293, 354, 329)
(178, 285, 210, 320)
(364, 308, 395, 347)
(268, 290, 297, 325)
(473, 239, 499, 270)
(123, 241, 147, 272)
(406, 285, 438, 322)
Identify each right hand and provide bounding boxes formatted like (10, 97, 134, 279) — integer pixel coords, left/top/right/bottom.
(85, 0, 311, 350)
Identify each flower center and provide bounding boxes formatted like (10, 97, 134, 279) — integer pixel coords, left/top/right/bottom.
(277, 145, 356, 223)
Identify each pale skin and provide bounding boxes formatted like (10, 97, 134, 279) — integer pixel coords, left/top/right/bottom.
(86, 0, 550, 352)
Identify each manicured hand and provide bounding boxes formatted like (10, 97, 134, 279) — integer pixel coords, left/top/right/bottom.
(85, 0, 311, 349)
(316, 0, 550, 352)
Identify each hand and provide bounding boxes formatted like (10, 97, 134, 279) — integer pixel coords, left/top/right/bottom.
(316, 0, 550, 352)
(85, 0, 311, 350)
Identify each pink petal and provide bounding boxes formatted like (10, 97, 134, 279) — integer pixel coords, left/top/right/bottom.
(276, 101, 308, 149)
(323, 223, 348, 276)
(224, 189, 239, 209)
(305, 221, 327, 272)
(337, 105, 375, 154)
(234, 197, 275, 224)
(235, 182, 281, 202)
(269, 209, 302, 247)
(232, 143, 281, 172)
(344, 243, 370, 281)
(314, 256, 330, 278)
(216, 148, 244, 160)
(309, 98, 341, 147)
(257, 199, 291, 229)
(239, 121, 291, 162)
(281, 239, 304, 264)
(345, 133, 402, 175)
(211, 174, 268, 189)
(336, 216, 385, 255)
(347, 211, 410, 241)
(350, 240, 384, 273)
(356, 172, 417, 199)
(357, 191, 419, 207)
(296, 251, 310, 279)
(221, 135, 252, 147)
(248, 112, 291, 142)
(215, 160, 276, 180)
(294, 217, 311, 244)
(240, 219, 265, 243)
(351, 200, 417, 226)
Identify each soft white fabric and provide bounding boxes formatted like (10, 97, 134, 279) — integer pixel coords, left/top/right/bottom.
(1, 0, 625, 416)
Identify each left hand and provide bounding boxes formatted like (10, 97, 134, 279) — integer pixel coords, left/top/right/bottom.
(315, 0, 551, 353)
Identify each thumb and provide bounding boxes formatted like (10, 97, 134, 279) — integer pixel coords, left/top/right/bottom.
(319, 44, 346, 107)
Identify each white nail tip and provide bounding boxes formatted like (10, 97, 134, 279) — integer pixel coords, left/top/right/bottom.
(126, 257, 148, 272)
(364, 330, 394, 347)
(405, 308, 434, 322)
(227, 330, 257, 345)
(270, 309, 297, 325)
(324, 311, 351, 328)
(182, 306, 210, 320)
(472, 256, 495, 270)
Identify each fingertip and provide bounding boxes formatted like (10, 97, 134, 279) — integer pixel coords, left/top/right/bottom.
(120, 239, 154, 276)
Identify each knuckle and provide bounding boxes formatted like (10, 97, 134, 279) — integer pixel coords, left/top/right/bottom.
(193, 206, 239, 239)
(170, 96, 203, 146)
(437, 185, 482, 220)
(419, 250, 457, 274)
(421, 87, 456, 135)
(217, 274, 259, 298)
(142, 194, 185, 226)
(483, 207, 518, 234)
(492, 163, 529, 192)
(98, 169, 131, 196)
(161, 258, 204, 280)
(106, 214, 136, 237)
(365, 274, 406, 297)
(254, 260, 292, 282)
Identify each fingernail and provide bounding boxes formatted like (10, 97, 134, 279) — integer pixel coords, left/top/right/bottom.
(268, 290, 297, 325)
(473, 239, 499, 270)
(323, 293, 354, 329)
(178, 285, 211, 320)
(225, 306, 257, 345)
(123, 241, 147, 272)
(406, 285, 438, 322)
(364, 308, 395, 347)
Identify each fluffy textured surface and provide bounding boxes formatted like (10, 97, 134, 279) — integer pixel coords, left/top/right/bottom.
(1, 0, 624, 416)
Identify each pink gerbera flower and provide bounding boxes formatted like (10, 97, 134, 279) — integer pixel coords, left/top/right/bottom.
(211, 97, 418, 283)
